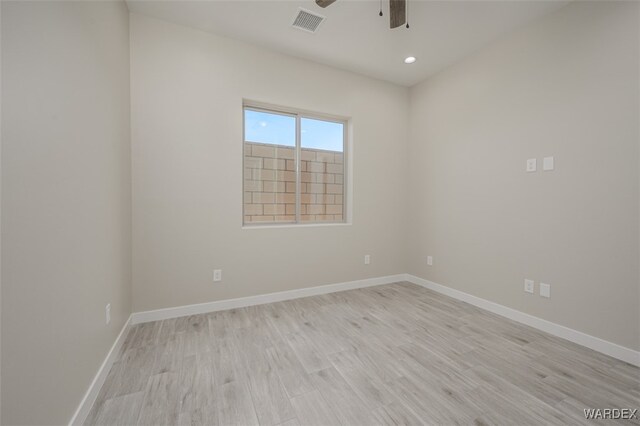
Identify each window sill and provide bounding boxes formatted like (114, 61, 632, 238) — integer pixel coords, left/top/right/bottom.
(242, 222, 352, 230)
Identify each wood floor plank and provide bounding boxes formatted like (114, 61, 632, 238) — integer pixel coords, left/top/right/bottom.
(554, 397, 615, 426)
(151, 335, 183, 375)
(87, 392, 145, 426)
(176, 404, 219, 426)
(276, 417, 301, 426)
(102, 345, 157, 399)
(309, 367, 374, 425)
(370, 400, 425, 426)
(216, 381, 260, 426)
(283, 329, 331, 374)
(328, 350, 394, 409)
(209, 335, 242, 386)
(85, 282, 640, 426)
(156, 318, 178, 344)
(385, 375, 476, 425)
(136, 372, 180, 426)
(246, 366, 296, 426)
(134, 321, 162, 348)
(265, 344, 316, 398)
(289, 390, 341, 426)
(464, 366, 577, 425)
(177, 353, 215, 415)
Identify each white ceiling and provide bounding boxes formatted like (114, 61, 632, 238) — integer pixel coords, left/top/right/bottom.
(126, 0, 569, 86)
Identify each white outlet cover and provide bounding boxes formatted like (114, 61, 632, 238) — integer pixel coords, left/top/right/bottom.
(524, 279, 534, 294)
(540, 283, 551, 298)
(427, 256, 433, 266)
(526, 158, 537, 172)
(105, 304, 111, 325)
(213, 269, 222, 282)
(364, 255, 370, 265)
(543, 156, 554, 171)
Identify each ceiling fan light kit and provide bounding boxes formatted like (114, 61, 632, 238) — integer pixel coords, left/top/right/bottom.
(315, 0, 409, 30)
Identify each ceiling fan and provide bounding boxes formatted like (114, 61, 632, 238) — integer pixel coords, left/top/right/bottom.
(315, 0, 408, 29)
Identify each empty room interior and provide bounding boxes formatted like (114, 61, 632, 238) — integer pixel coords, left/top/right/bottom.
(1, 0, 639, 424)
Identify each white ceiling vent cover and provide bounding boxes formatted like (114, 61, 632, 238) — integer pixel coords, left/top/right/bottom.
(292, 8, 325, 33)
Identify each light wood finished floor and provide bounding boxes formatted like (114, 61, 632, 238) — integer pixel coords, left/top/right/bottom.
(85, 282, 640, 425)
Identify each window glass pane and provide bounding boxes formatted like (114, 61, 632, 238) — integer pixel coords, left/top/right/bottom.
(244, 109, 295, 147)
(244, 109, 297, 224)
(300, 118, 343, 152)
(300, 117, 344, 223)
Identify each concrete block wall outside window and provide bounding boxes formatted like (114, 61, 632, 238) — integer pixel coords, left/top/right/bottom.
(244, 142, 344, 224)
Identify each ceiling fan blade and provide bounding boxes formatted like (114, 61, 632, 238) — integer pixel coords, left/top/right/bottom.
(390, 0, 406, 28)
(315, 0, 336, 7)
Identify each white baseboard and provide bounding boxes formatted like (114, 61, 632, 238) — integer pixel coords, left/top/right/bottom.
(405, 274, 640, 367)
(131, 274, 406, 325)
(69, 315, 132, 426)
(68, 273, 639, 426)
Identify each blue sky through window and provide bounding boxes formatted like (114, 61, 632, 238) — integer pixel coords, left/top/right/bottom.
(301, 117, 343, 152)
(244, 109, 295, 147)
(244, 109, 343, 152)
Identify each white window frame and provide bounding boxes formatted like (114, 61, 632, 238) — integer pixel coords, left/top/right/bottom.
(242, 101, 350, 228)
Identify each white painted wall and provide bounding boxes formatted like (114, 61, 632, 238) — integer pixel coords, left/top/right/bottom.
(1, 2, 131, 424)
(130, 14, 409, 312)
(1, 2, 638, 423)
(408, 1, 640, 351)
(0, 2, 3, 421)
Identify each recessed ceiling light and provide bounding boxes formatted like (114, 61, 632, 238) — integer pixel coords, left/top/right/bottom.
(404, 56, 416, 64)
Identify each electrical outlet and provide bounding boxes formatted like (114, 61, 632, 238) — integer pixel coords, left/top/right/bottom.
(105, 304, 111, 325)
(427, 256, 433, 266)
(526, 158, 537, 172)
(213, 269, 222, 282)
(524, 279, 534, 294)
(364, 255, 370, 265)
(540, 283, 551, 298)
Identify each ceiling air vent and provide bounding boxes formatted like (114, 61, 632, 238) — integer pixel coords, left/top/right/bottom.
(292, 8, 325, 33)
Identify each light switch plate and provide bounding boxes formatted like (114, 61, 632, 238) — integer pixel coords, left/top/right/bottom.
(364, 255, 370, 265)
(526, 158, 537, 172)
(427, 256, 433, 266)
(524, 279, 534, 294)
(543, 156, 554, 171)
(540, 283, 551, 298)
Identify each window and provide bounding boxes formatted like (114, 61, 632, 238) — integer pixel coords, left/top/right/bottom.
(243, 103, 347, 225)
